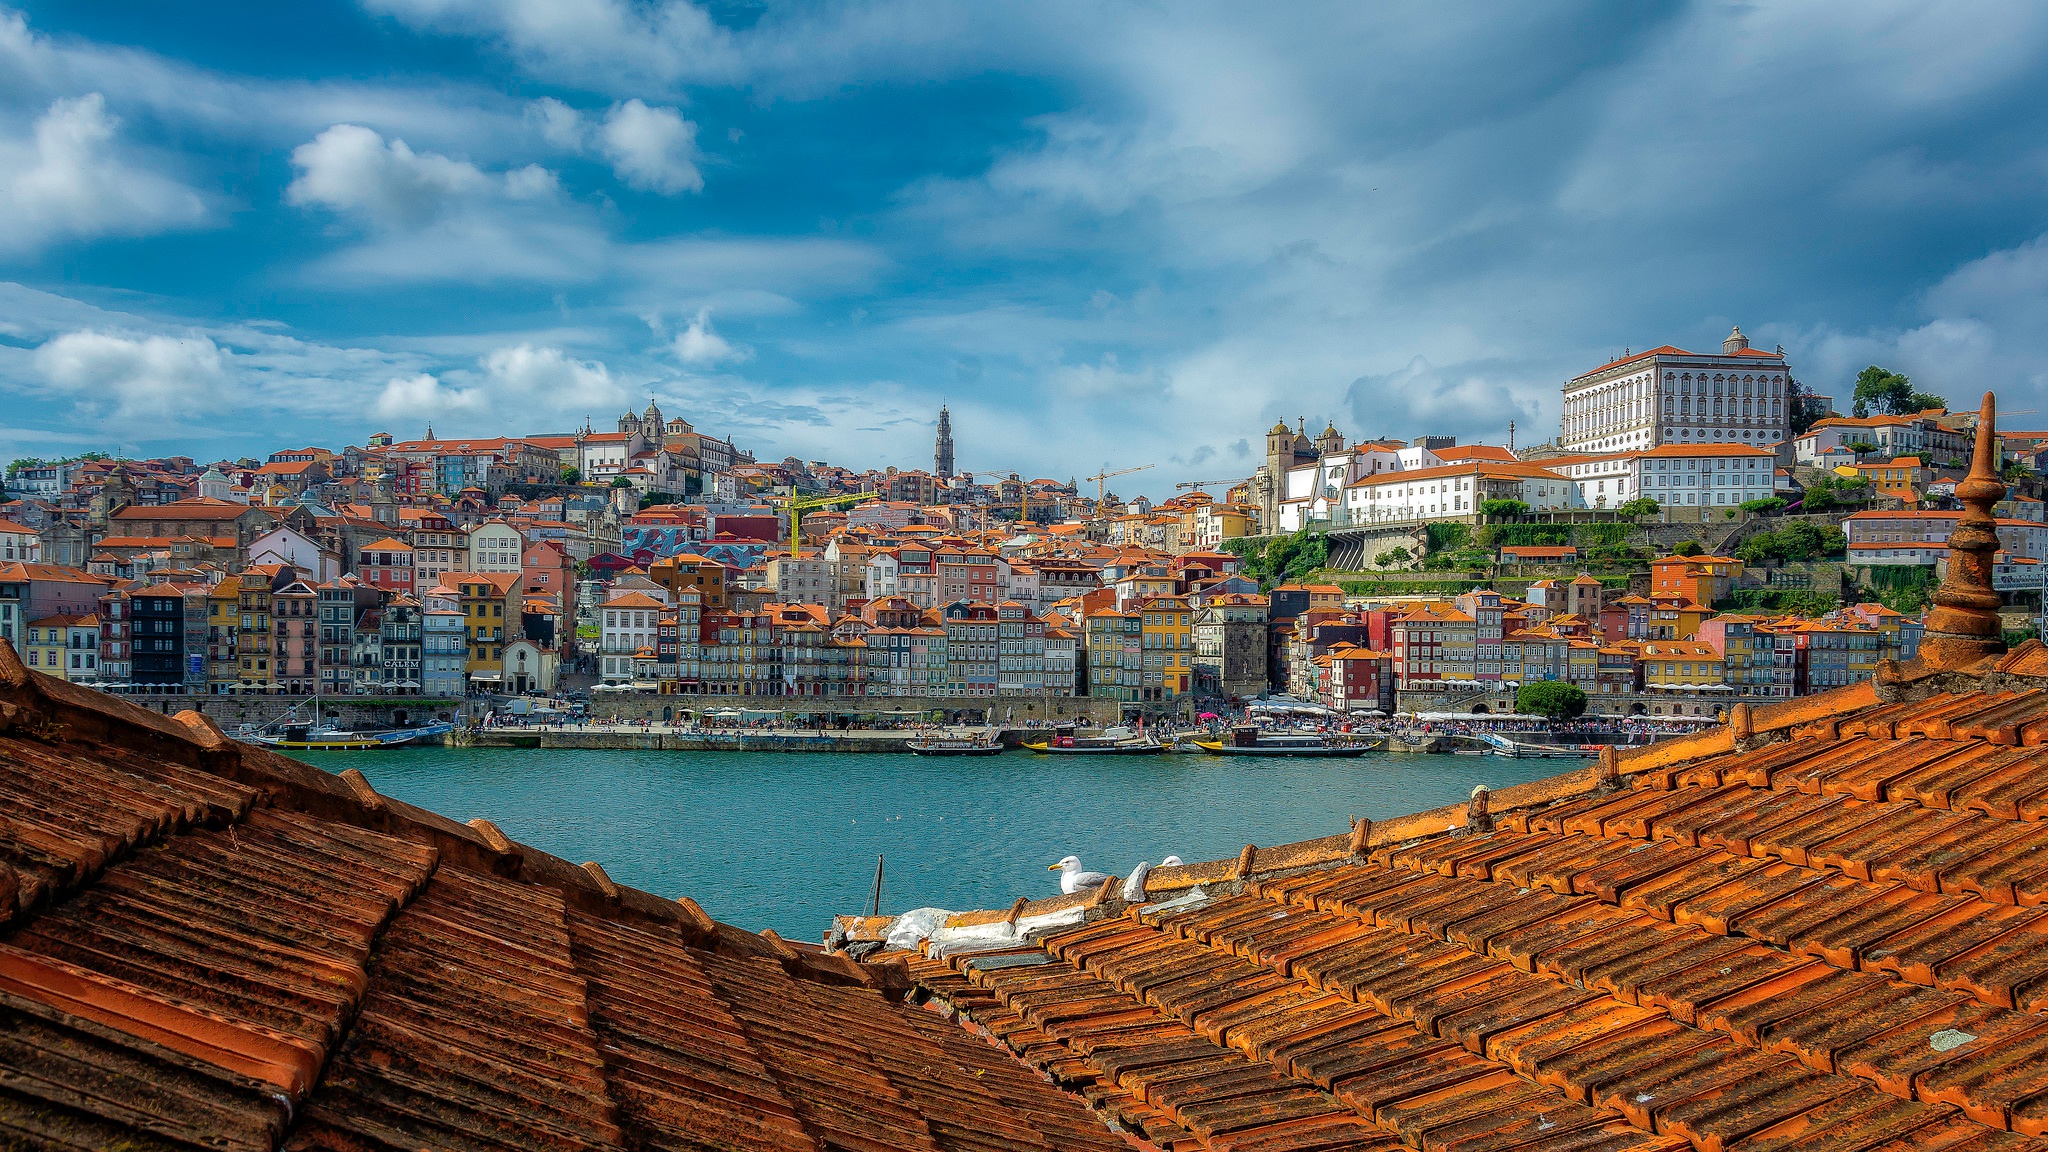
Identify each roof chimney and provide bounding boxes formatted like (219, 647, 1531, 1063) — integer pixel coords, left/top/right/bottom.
(1917, 391, 2006, 669)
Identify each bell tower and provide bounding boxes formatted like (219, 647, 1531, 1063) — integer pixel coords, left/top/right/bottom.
(934, 406, 955, 480)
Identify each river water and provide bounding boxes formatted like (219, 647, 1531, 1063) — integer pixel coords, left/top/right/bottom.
(292, 746, 1585, 939)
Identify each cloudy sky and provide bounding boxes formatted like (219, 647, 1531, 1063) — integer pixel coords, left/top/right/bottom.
(3, 2, 2047, 490)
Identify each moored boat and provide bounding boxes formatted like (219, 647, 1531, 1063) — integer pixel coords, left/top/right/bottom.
(1022, 723, 1169, 755)
(1190, 725, 1377, 758)
(254, 720, 454, 751)
(1022, 738, 1167, 755)
(906, 732, 1005, 756)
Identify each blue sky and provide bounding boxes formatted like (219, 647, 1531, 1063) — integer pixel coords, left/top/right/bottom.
(3, 2, 2048, 490)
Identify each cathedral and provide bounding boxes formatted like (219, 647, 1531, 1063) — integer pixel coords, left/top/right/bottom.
(616, 400, 667, 453)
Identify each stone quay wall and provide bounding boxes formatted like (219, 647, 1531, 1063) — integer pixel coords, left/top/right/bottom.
(1395, 685, 1745, 720)
(109, 693, 468, 731)
(588, 693, 1127, 726)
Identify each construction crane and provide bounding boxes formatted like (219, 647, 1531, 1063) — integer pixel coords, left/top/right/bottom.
(1084, 464, 1153, 507)
(966, 469, 1038, 522)
(1174, 478, 1246, 495)
(776, 490, 878, 557)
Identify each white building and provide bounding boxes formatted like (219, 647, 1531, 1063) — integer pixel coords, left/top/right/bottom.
(1332, 462, 1582, 529)
(1843, 510, 2048, 563)
(1561, 327, 1791, 454)
(1275, 437, 1521, 530)
(1043, 624, 1076, 695)
(1545, 443, 1777, 512)
(247, 526, 339, 582)
(864, 551, 900, 600)
(845, 500, 921, 531)
(466, 521, 524, 574)
(1794, 413, 1966, 466)
(0, 518, 41, 562)
(999, 560, 1039, 607)
(195, 468, 245, 503)
(599, 591, 665, 682)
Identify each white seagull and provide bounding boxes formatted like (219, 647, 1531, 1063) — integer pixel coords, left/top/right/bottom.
(1050, 855, 1114, 895)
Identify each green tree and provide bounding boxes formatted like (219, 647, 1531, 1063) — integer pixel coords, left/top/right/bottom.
(560, 466, 581, 484)
(1851, 366, 1943, 418)
(1739, 497, 1786, 515)
(1786, 376, 1828, 436)
(1671, 540, 1703, 556)
(610, 477, 633, 488)
(1617, 497, 1660, 518)
(1517, 680, 1588, 720)
(1736, 521, 1847, 563)
(1846, 440, 1879, 461)
(1479, 498, 1528, 519)
(1230, 528, 1328, 589)
(1373, 546, 1412, 568)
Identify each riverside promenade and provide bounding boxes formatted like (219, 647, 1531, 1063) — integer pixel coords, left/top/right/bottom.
(460, 721, 1007, 753)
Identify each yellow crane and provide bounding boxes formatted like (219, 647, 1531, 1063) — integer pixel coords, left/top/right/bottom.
(777, 490, 879, 556)
(967, 470, 1037, 522)
(1083, 463, 1153, 507)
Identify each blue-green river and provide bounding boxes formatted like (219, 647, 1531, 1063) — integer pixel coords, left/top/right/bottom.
(293, 747, 1584, 940)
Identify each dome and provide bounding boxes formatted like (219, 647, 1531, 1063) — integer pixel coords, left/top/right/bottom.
(1270, 421, 1292, 436)
(1320, 423, 1341, 439)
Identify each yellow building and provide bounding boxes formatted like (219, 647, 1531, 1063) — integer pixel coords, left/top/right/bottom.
(1139, 595, 1194, 699)
(235, 566, 283, 693)
(1646, 594, 1712, 641)
(1638, 640, 1727, 690)
(453, 572, 522, 686)
(207, 582, 239, 693)
(22, 614, 98, 681)
(1842, 456, 1927, 500)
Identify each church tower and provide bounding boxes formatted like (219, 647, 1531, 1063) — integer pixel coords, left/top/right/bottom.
(934, 406, 955, 480)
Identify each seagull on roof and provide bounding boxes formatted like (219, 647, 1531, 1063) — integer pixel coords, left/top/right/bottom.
(1050, 855, 1114, 894)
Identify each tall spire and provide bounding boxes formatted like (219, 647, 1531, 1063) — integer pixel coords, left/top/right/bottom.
(934, 405, 955, 480)
(1918, 391, 2006, 669)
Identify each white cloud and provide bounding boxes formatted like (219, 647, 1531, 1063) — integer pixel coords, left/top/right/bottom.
(285, 123, 606, 283)
(376, 343, 625, 424)
(374, 372, 483, 420)
(672, 308, 747, 365)
(600, 99, 702, 194)
(528, 95, 586, 149)
(1050, 353, 1167, 398)
(34, 330, 230, 422)
(0, 94, 207, 256)
(482, 342, 620, 401)
(287, 123, 532, 227)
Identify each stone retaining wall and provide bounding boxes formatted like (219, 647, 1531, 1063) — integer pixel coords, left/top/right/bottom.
(1396, 685, 1748, 719)
(109, 693, 467, 731)
(589, 693, 1129, 726)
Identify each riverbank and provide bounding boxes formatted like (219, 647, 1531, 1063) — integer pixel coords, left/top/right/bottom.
(463, 726, 931, 752)
(454, 721, 1683, 754)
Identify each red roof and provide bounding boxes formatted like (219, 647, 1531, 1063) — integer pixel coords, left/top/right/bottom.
(0, 655, 1126, 1151)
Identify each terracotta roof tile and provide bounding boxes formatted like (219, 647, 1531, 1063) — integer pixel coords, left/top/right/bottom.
(0, 645, 1130, 1149)
(877, 655, 2048, 1150)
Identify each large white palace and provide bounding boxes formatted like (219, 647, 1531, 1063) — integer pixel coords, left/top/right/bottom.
(1560, 326, 1792, 454)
